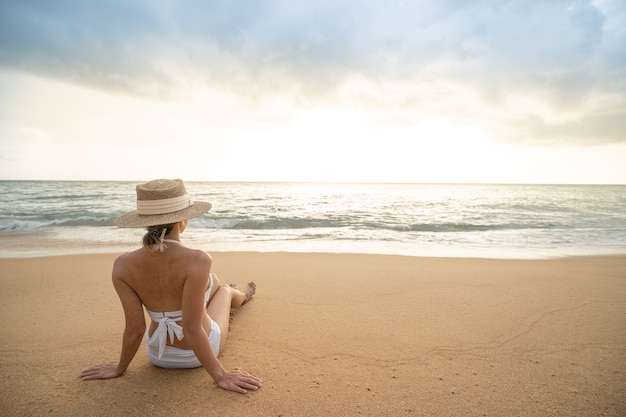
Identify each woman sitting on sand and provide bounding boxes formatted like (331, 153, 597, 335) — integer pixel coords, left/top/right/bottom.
(79, 179, 262, 394)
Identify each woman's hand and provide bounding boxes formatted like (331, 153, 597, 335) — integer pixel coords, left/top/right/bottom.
(216, 369, 263, 394)
(79, 362, 123, 380)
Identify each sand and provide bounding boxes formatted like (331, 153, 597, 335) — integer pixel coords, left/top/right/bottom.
(1, 252, 625, 417)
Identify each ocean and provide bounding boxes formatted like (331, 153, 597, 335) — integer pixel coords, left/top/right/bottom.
(1, 181, 625, 259)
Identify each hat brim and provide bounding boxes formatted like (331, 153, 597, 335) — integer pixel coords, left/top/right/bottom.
(114, 201, 212, 228)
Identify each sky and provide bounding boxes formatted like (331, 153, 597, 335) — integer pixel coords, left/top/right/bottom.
(1, 0, 625, 184)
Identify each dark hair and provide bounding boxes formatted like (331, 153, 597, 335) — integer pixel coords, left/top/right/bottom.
(142, 223, 176, 251)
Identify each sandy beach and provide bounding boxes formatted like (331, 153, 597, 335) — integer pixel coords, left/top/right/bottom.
(1, 252, 625, 416)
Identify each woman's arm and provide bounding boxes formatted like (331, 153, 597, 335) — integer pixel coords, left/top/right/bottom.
(111, 271, 146, 375)
(182, 251, 261, 394)
(80, 256, 146, 380)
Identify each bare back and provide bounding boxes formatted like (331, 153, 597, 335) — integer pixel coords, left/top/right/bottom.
(113, 242, 213, 349)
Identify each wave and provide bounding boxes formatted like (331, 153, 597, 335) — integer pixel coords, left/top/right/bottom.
(2, 182, 625, 258)
(0, 216, 114, 231)
(0, 212, 570, 234)
(0, 215, 563, 233)
(403, 222, 559, 233)
(196, 217, 344, 230)
(195, 217, 561, 232)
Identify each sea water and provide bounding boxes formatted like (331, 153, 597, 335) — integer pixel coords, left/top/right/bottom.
(1, 181, 625, 258)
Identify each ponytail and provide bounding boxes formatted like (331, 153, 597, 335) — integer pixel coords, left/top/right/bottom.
(142, 223, 175, 251)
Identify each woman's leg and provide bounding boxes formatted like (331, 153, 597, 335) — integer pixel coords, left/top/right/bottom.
(206, 274, 256, 354)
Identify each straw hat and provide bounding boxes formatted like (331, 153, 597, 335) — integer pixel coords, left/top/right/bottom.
(114, 179, 212, 228)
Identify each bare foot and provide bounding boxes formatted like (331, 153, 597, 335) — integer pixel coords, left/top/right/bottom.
(229, 282, 256, 305)
(242, 282, 256, 304)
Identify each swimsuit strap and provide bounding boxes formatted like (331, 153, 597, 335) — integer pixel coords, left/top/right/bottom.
(153, 238, 180, 252)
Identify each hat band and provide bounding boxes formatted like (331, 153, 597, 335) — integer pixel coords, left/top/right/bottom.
(136, 194, 193, 215)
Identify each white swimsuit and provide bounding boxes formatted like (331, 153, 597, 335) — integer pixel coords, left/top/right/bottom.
(145, 272, 221, 369)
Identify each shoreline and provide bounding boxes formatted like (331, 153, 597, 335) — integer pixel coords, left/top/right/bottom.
(2, 252, 625, 416)
(3, 250, 626, 261)
(1, 231, 626, 260)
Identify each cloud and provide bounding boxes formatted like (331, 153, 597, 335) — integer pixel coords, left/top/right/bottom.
(0, 0, 625, 144)
(507, 111, 626, 145)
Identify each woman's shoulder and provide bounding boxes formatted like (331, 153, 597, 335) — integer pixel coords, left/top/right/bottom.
(111, 246, 211, 279)
(112, 250, 143, 278)
(173, 248, 212, 283)
(183, 247, 213, 264)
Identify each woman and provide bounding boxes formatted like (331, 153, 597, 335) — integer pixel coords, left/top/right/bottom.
(79, 179, 262, 394)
